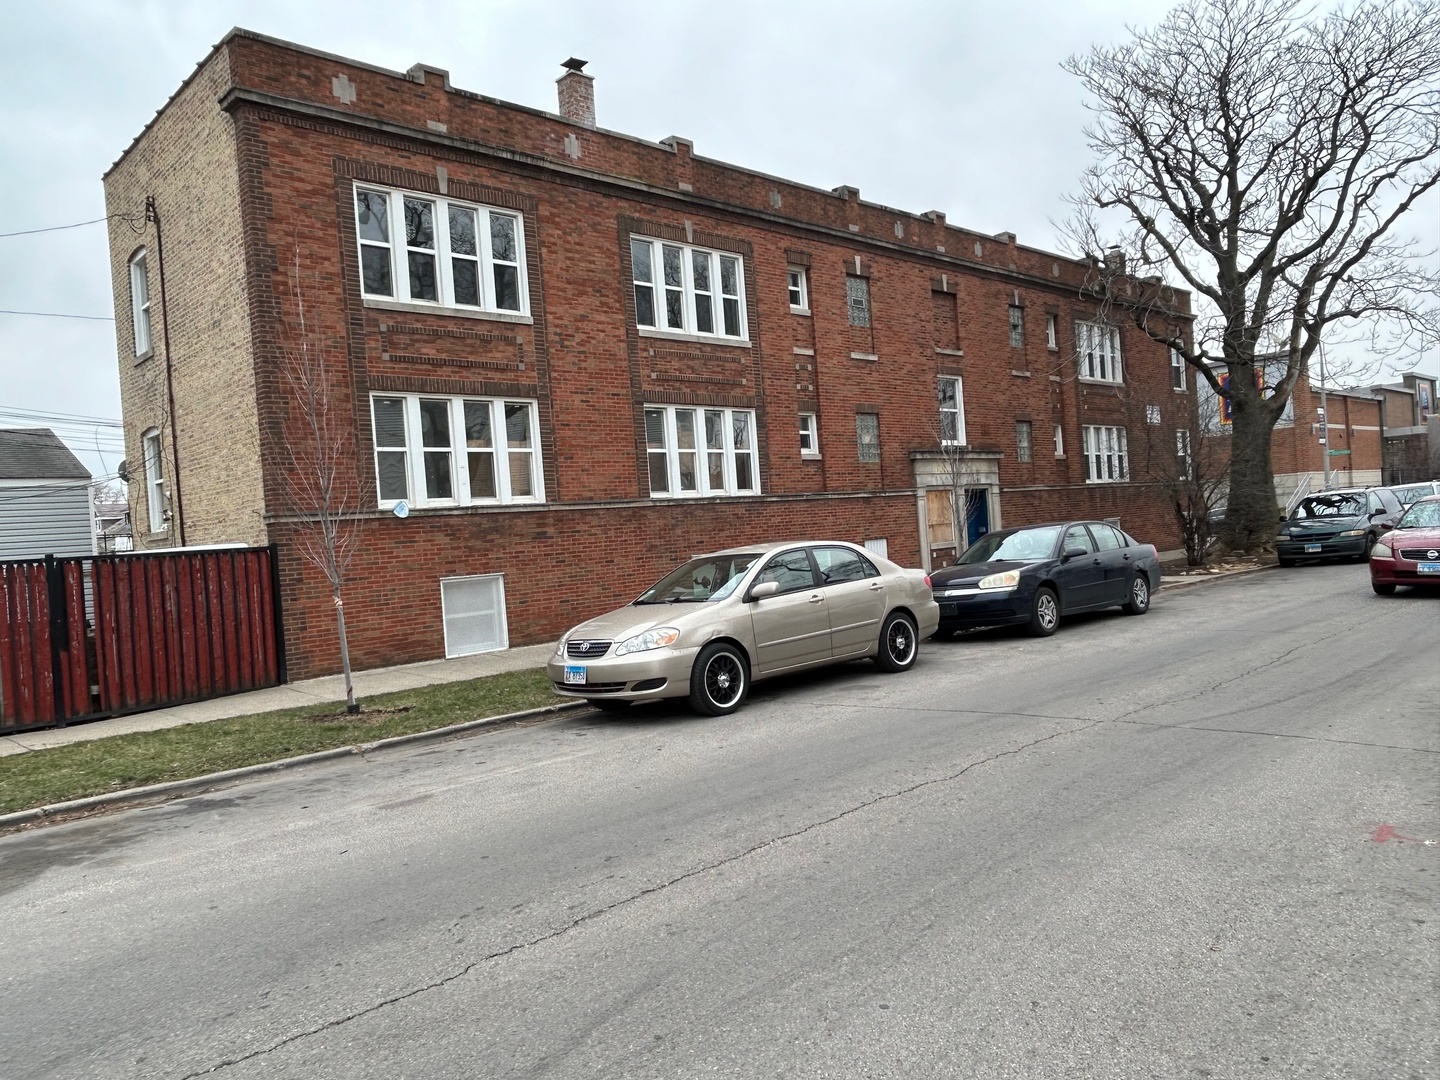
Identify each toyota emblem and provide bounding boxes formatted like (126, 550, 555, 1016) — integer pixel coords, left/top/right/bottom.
(578, 642, 592, 653)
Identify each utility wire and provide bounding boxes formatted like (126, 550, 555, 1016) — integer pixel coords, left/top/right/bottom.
(0, 407, 124, 426)
(0, 309, 114, 321)
(0, 216, 113, 239)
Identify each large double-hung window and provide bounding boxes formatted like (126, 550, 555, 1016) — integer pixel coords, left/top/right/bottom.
(644, 405, 759, 497)
(1076, 321, 1124, 383)
(371, 394, 543, 509)
(355, 186, 527, 315)
(631, 238, 747, 340)
(1082, 425, 1129, 483)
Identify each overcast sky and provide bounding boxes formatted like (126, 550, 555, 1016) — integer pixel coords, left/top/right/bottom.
(1, 0, 1436, 479)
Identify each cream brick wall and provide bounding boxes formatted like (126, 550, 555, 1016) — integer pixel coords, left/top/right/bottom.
(104, 46, 266, 549)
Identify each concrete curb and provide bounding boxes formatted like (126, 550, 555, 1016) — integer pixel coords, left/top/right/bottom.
(0, 700, 588, 832)
(1158, 563, 1278, 591)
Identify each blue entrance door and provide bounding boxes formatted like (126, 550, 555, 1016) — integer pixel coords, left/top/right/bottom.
(964, 489, 991, 546)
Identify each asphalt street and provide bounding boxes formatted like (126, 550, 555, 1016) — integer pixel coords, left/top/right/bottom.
(1, 563, 1436, 1079)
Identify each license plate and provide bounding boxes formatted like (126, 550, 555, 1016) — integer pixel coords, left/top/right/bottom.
(1304, 543, 1322, 553)
(563, 665, 587, 685)
(1419, 562, 1440, 575)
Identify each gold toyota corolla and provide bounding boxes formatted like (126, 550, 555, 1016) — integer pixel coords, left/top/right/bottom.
(547, 541, 940, 715)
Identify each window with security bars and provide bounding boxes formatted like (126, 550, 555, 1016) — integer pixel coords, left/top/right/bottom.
(631, 238, 746, 339)
(1077, 321, 1124, 383)
(370, 394, 543, 508)
(355, 186, 526, 315)
(644, 405, 759, 497)
(1082, 425, 1130, 483)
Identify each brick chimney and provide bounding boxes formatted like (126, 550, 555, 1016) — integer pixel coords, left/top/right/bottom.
(557, 58, 595, 128)
(1104, 246, 1127, 275)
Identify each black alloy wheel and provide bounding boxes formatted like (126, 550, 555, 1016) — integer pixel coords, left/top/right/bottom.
(1122, 574, 1151, 615)
(873, 611, 919, 672)
(689, 642, 749, 716)
(1026, 586, 1060, 637)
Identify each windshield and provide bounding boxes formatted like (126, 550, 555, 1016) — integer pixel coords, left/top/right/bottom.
(1394, 484, 1436, 505)
(1292, 493, 1366, 519)
(635, 553, 761, 604)
(1397, 500, 1440, 529)
(958, 526, 1063, 564)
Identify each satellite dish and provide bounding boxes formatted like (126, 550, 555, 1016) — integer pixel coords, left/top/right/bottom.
(393, 500, 410, 519)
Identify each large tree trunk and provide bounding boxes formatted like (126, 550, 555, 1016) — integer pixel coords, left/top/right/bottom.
(1222, 399, 1279, 552)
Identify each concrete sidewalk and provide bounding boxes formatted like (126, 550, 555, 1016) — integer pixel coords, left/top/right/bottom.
(0, 642, 557, 757)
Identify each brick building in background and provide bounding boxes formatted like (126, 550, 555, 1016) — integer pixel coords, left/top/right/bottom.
(104, 30, 1193, 678)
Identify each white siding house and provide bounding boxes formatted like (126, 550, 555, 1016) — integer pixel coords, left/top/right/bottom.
(0, 429, 95, 561)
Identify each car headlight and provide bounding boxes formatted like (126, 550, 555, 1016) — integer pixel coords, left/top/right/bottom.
(977, 569, 1021, 590)
(554, 636, 568, 657)
(1338, 529, 1365, 537)
(1372, 542, 1392, 558)
(614, 627, 680, 656)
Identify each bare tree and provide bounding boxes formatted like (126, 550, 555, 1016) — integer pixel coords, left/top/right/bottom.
(1064, 0, 1440, 551)
(1130, 393, 1230, 566)
(278, 245, 361, 713)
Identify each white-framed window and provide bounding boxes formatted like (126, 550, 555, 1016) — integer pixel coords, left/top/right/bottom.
(846, 276, 871, 327)
(355, 185, 528, 315)
(1008, 305, 1024, 347)
(798, 412, 820, 457)
(440, 574, 508, 657)
(1171, 347, 1187, 391)
(1016, 420, 1033, 463)
(938, 376, 966, 445)
(141, 427, 166, 532)
(644, 405, 759, 497)
(856, 413, 880, 462)
(1077, 321, 1124, 383)
(129, 249, 152, 356)
(1146, 404, 1162, 426)
(788, 267, 810, 313)
(1176, 428, 1192, 480)
(1054, 423, 1065, 457)
(1045, 313, 1057, 350)
(1082, 425, 1130, 483)
(370, 394, 543, 509)
(631, 237, 746, 340)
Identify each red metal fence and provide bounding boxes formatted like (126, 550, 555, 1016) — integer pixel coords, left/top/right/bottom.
(0, 547, 285, 734)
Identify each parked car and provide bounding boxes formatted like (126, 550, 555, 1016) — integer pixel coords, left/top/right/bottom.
(1390, 480, 1440, 508)
(548, 541, 940, 716)
(1275, 487, 1404, 566)
(1369, 494, 1440, 594)
(929, 521, 1162, 638)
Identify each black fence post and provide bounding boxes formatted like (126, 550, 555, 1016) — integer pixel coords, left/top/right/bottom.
(43, 554, 70, 720)
(268, 544, 288, 685)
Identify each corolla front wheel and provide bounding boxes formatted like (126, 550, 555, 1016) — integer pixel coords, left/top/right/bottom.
(1026, 587, 1060, 637)
(873, 612, 919, 672)
(1122, 575, 1151, 615)
(689, 642, 749, 716)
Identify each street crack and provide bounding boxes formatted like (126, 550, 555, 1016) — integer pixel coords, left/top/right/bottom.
(177, 717, 1100, 1077)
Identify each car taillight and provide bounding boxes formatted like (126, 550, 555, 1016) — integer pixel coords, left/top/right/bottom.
(923, 574, 932, 588)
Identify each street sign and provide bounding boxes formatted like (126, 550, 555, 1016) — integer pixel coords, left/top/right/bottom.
(1327, 449, 1351, 456)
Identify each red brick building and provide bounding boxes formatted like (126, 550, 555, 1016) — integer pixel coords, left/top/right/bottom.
(105, 31, 1192, 678)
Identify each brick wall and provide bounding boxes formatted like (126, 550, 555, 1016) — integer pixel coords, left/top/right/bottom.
(104, 48, 267, 549)
(107, 30, 1195, 678)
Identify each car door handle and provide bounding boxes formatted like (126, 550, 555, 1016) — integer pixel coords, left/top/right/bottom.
(1092, 558, 1102, 565)
(1122, 553, 1131, 561)
(867, 582, 884, 591)
(808, 594, 825, 603)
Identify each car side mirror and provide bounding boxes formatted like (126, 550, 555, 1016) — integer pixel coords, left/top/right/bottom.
(1278, 514, 1287, 523)
(749, 580, 780, 601)
(1370, 509, 1387, 519)
(1062, 546, 1088, 562)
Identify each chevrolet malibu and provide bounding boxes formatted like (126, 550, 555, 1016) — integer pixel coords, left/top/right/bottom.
(1370, 494, 1440, 594)
(548, 541, 940, 716)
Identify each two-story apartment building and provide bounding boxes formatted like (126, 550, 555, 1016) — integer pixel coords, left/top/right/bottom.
(105, 31, 1193, 678)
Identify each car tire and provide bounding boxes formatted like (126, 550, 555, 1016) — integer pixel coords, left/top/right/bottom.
(1372, 581, 1397, 595)
(1360, 533, 1376, 562)
(587, 699, 632, 714)
(1278, 557, 1296, 568)
(873, 611, 919, 672)
(1121, 574, 1151, 615)
(1025, 586, 1060, 637)
(688, 642, 749, 716)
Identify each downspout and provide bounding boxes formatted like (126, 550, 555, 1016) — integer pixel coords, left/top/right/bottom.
(145, 195, 186, 545)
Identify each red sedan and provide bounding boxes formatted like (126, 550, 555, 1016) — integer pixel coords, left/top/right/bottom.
(1370, 494, 1440, 594)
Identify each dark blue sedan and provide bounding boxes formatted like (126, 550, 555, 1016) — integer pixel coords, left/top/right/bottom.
(930, 521, 1163, 637)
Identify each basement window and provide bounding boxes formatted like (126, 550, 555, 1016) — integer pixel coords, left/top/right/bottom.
(441, 574, 508, 657)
